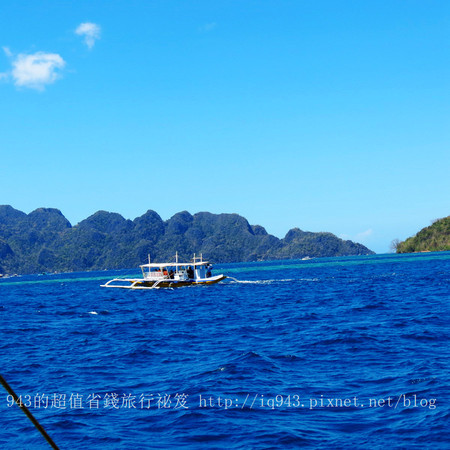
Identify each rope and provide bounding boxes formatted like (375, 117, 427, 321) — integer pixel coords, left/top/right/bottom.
(0, 374, 60, 450)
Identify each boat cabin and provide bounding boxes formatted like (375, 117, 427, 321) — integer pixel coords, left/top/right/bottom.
(140, 253, 212, 282)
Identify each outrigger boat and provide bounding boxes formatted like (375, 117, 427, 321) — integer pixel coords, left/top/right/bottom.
(101, 253, 226, 289)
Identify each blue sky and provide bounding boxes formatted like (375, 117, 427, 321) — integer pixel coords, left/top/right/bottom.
(1, 1, 449, 253)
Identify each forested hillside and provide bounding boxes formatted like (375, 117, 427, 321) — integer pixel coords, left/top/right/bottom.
(0, 205, 374, 275)
(396, 217, 450, 253)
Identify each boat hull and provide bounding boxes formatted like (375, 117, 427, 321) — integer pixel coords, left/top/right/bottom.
(101, 275, 226, 289)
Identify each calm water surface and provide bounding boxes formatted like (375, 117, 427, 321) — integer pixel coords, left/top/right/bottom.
(0, 252, 449, 448)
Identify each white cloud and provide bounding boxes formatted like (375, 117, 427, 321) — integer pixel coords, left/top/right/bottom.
(10, 51, 66, 90)
(339, 229, 374, 244)
(1, 47, 12, 81)
(75, 22, 101, 49)
(354, 229, 373, 243)
(3, 46, 12, 58)
(199, 22, 217, 33)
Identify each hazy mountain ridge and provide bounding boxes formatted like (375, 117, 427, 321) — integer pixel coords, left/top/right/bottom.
(0, 205, 374, 275)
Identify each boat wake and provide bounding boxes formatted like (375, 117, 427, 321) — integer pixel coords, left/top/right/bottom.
(226, 277, 297, 284)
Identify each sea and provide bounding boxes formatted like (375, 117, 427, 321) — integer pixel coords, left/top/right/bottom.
(0, 252, 449, 449)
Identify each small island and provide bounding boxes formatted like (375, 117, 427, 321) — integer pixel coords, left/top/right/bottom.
(395, 216, 450, 253)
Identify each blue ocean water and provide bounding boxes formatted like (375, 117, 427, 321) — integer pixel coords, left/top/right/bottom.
(0, 252, 449, 449)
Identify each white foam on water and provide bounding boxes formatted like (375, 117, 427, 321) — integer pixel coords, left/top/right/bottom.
(226, 278, 296, 284)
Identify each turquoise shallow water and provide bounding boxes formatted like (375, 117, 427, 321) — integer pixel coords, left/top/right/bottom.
(0, 252, 449, 448)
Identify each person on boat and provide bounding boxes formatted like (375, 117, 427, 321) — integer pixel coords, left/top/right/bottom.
(187, 266, 194, 279)
(163, 268, 168, 276)
(169, 269, 174, 279)
(206, 265, 212, 278)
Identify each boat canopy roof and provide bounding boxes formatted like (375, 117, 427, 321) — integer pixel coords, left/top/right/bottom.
(140, 253, 211, 269)
(140, 261, 211, 269)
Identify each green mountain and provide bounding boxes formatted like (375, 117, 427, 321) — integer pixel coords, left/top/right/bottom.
(396, 216, 450, 253)
(0, 205, 374, 275)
